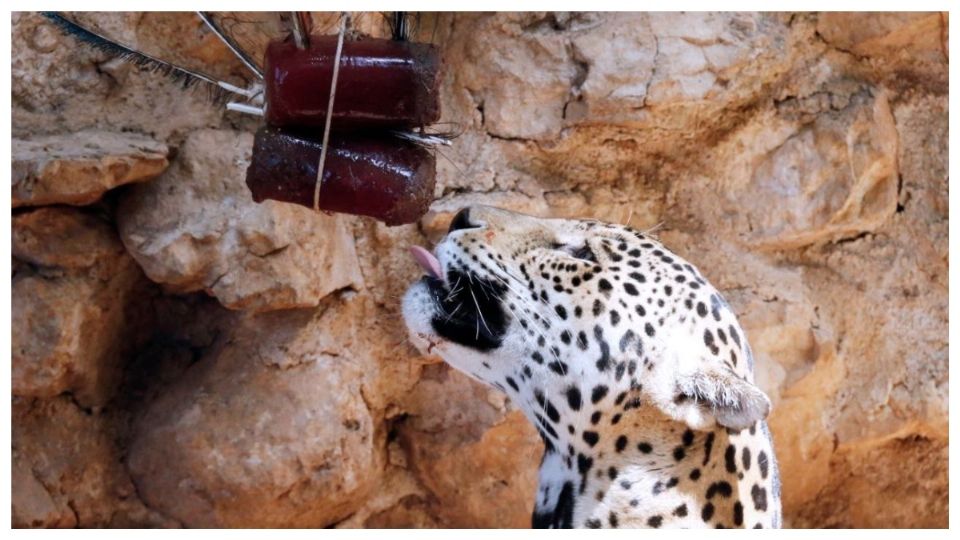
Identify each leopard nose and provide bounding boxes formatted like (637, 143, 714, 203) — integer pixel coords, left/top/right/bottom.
(448, 208, 480, 232)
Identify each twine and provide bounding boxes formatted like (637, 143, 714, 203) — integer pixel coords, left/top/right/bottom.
(314, 13, 349, 212)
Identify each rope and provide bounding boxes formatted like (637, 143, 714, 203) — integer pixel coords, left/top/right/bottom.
(314, 13, 349, 212)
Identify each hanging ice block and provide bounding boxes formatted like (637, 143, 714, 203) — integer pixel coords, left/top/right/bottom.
(263, 35, 442, 129)
(245, 126, 436, 226)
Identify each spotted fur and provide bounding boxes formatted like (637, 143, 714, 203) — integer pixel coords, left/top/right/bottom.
(403, 206, 782, 528)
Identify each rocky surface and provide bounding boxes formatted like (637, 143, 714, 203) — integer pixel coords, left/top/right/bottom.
(12, 397, 175, 528)
(127, 297, 380, 527)
(12, 131, 168, 207)
(11, 11, 947, 529)
(117, 129, 362, 312)
(397, 365, 542, 528)
(12, 207, 150, 407)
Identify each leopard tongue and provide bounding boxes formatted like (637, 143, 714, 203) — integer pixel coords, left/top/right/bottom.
(409, 245, 443, 280)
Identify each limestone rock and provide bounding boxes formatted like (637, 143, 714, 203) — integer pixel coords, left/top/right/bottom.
(12, 131, 168, 207)
(450, 13, 790, 142)
(117, 129, 361, 313)
(12, 12, 236, 140)
(450, 13, 584, 140)
(816, 13, 943, 56)
(363, 495, 443, 528)
(398, 365, 542, 527)
(791, 424, 947, 528)
(127, 295, 380, 528)
(12, 457, 74, 528)
(680, 85, 901, 251)
(12, 207, 148, 407)
(334, 464, 441, 528)
(12, 397, 174, 528)
(567, 13, 656, 119)
(816, 12, 948, 89)
(643, 13, 788, 110)
(750, 89, 899, 249)
(13, 205, 125, 273)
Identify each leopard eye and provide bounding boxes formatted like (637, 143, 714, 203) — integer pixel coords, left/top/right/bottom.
(570, 244, 599, 263)
(552, 242, 598, 263)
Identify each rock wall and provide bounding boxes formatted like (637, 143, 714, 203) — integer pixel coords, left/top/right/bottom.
(11, 12, 948, 528)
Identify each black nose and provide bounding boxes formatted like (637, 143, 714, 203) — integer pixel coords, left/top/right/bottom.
(448, 208, 479, 232)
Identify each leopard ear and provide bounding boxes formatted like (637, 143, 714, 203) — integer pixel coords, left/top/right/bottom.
(639, 294, 771, 430)
(674, 370, 771, 430)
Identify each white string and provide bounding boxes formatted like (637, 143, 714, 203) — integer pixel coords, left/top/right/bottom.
(314, 13, 349, 212)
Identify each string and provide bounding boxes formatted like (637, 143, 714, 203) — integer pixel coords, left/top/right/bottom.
(314, 13, 349, 212)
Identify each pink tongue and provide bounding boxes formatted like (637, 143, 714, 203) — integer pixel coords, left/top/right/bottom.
(409, 245, 443, 279)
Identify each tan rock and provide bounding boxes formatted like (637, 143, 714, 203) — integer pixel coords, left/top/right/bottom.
(767, 347, 845, 518)
(816, 12, 948, 89)
(12, 397, 174, 528)
(12, 207, 148, 407)
(12, 12, 239, 140)
(449, 13, 791, 142)
(335, 464, 441, 529)
(816, 13, 943, 55)
(449, 13, 583, 141)
(643, 12, 788, 109)
(12, 205, 127, 274)
(12, 456, 74, 528)
(12, 131, 168, 207)
(399, 365, 542, 528)
(682, 86, 900, 251)
(790, 424, 947, 528)
(127, 295, 381, 528)
(364, 495, 443, 528)
(568, 13, 656, 118)
(750, 89, 899, 249)
(117, 129, 362, 313)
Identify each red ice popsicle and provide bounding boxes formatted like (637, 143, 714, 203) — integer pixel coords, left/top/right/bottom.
(245, 126, 436, 226)
(264, 35, 442, 129)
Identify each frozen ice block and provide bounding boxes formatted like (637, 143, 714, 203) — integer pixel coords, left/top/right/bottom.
(245, 126, 436, 226)
(264, 35, 442, 129)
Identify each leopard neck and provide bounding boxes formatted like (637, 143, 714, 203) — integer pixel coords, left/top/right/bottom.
(531, 421, 781, 528)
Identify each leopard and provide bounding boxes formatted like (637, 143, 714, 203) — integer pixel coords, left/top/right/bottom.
(402, 205, 782, 528)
